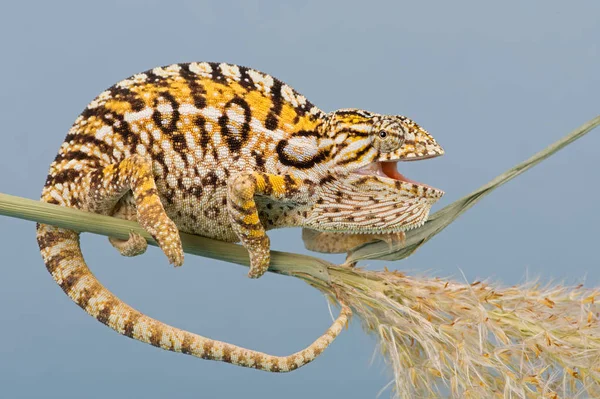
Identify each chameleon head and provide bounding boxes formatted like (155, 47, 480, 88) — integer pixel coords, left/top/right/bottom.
(305, 109, 445, 234)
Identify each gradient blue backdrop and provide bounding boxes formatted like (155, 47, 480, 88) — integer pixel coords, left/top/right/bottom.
(1, 1, 599, 398)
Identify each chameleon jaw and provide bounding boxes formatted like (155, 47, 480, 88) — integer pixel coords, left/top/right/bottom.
(353, 160, 442, 195)
(305, 161, 444, 234)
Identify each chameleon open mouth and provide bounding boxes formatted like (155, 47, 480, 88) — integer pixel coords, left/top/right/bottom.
(353, 161, 430, 186)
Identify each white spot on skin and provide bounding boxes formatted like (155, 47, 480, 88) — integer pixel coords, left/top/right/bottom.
(210, 345, 224, 360)
(212, 131, 221, 146)
(219, 63, 241, 81)
(124, 107, 153, 123)
(166, 173, 177, 188)
(84, 295, 104, 318)
(156, 102, 173, 114)
(215, 168, 226, 180)
(136, 144, 147, 156)
(184, 132, 196, 150)
(94, 125, 113, 141)
(280, 84, 298, 107)
(152, 64, 181, 78)
(179, 103, 200, 115)
(160, 140, 172, 152)
(217, 145, 229, 160)
(226, 105, 246, 124)
(132, 322, 153, 343)
(88, 90, 112, 109)
(173, 153, 185, 170)
(309, 106, 321, 116)
(247, 69, 274, 94)
(185, 154, 195, 166)
(107, 312, 129, 334)
(201, 106, 223, 122)
(153, 161, 164, 177)
(188, 62, 213, 77)
(250, 117, 285, 140)
(140, 131, 149, 145)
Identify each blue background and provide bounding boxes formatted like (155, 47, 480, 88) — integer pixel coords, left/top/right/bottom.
(1, 1, 599, 398)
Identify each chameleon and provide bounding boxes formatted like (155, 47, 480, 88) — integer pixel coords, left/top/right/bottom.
(36, 62, 444, 372)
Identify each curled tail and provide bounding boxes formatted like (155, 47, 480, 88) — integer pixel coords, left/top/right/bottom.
(37, 223, 351, 372)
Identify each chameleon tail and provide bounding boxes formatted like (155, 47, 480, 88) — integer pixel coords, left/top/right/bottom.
(36, 223, 351, 372)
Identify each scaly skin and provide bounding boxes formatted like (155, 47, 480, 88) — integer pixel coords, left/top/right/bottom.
(37, 62, 444, 371)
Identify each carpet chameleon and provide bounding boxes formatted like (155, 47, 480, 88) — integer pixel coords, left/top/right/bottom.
(36, 62, 444, 372)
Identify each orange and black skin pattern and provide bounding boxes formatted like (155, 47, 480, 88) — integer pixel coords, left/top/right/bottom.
(37, 62, 444, 371)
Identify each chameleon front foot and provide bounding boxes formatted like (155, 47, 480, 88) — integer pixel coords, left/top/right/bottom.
(246, 236, 271, 279)
(227, 171, 305, 279)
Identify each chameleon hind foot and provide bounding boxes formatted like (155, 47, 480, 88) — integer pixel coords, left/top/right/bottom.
(380, 231, 406, 251)
(109, 231, 148, 257)
(302, 228, 406, 254)
(303, 229, 406, 267)
(85, 155, 184, 266)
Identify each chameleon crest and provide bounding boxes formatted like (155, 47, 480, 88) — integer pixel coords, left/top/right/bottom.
(37, 62, 443, 371)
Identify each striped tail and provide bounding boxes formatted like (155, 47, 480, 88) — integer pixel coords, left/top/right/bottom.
(36, 223, 351, 372)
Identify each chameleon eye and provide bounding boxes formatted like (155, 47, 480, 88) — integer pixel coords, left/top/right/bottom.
(378, 130, 387, 139)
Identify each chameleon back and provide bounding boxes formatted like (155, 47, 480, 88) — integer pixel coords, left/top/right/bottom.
(43, 62, 327, 241)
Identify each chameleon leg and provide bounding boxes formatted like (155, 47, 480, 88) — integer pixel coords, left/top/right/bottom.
(108, 194, 148, 257)
(227, 172, 304, 279)
(302, 228, 406, 254)
(84, 155, 183, 266)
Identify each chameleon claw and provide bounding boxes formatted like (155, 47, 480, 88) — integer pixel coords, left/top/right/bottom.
(109, 231, 148, 257)
(381, 231, 406, 251)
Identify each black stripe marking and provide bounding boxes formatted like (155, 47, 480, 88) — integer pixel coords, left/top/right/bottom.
(195, 115, 211, 156)
(237, 65, 255, 91)
(54, 150, 102, 166)
(50, 168, 83, 185)
(108, 85, 146, 112)
(218, 97, 252, 152)
(179, 65, 207, 109)
(276, 139, 329, 169)
(337, 145, 371, 165)
(264, 79, 283, 131)
(209, 62, 225, 82)
(152, 91, 179, 135)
